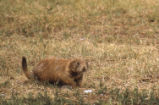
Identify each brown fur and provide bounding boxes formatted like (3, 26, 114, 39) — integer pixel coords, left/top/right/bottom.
(22, 56, 88, 87)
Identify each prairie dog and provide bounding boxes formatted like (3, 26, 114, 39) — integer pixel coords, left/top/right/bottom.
(22, 56, 88, 87)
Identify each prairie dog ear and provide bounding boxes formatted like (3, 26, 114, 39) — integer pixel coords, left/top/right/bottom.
(69, 59, 80, 72)
(85, 59, 90, 68)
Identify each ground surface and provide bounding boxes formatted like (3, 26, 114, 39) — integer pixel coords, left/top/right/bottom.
(0, 0, 159, 104)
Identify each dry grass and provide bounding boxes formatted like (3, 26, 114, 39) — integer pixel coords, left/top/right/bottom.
(0, 0, 159, 104)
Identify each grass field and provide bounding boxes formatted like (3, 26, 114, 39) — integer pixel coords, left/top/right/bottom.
(0, 0, 159, 104)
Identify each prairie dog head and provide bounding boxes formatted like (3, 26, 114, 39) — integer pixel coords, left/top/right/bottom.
(69, 59, 88, 74)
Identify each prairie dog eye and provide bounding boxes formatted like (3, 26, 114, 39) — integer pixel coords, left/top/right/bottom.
(82, 67, 86, 72)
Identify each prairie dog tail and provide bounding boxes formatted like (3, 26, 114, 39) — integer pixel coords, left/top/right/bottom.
(22, 56, 34, 79)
